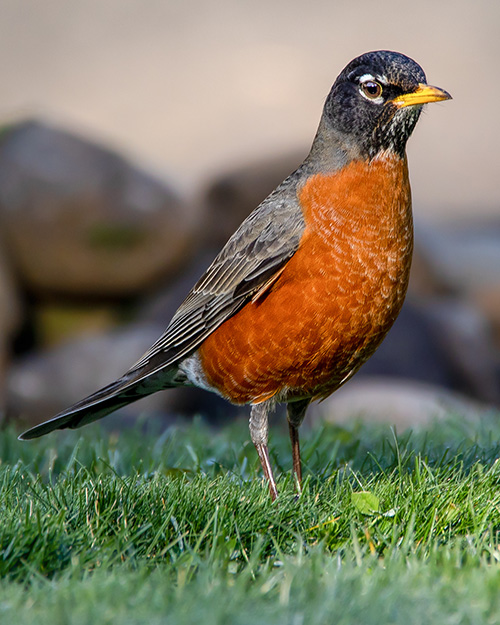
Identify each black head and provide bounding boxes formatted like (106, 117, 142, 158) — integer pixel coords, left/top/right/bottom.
(322, 50, 451, 159)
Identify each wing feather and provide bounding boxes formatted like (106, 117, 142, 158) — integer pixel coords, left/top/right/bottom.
(130, 171, 306, 375)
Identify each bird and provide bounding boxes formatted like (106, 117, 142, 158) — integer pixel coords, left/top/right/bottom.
(19, 50, 451, 500)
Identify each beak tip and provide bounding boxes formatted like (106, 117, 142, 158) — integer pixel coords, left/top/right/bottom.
(439, 88, 453, 101)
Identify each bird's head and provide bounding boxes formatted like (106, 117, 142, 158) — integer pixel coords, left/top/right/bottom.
(322, 50, 451, 160)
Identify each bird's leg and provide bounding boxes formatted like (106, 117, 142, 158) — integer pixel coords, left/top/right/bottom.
(249, 402, 278, 500)
(286, 399, 311, 492)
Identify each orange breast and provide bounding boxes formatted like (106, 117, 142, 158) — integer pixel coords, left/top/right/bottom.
(198, 153, 413, 404)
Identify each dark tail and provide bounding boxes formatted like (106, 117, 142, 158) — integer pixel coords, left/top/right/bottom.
(18, 368, 176, 440)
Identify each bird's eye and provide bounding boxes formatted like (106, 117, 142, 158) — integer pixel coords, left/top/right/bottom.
(361, 80, 383, 100)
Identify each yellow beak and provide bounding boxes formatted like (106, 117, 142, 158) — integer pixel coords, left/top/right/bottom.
(393, 83, 452, 108)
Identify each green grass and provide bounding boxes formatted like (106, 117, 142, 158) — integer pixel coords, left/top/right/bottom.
(2, 412, 500, 623)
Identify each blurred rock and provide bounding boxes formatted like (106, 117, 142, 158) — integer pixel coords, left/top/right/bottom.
(202, 151, 303, 247)
(6, 321, 240, 430)
(315, 378, 490, 430)
(0, 120, 200, 298)
(475, 289, 500, 344)
(423, 298, 500, 404)
(0, 244, 21, 342)
(408, 234, 453, 298)
(7, 323, 165, 427)
(34, 301, 122, 347)
(360, 297, 500, 405)
(417, 221, 500, 293)
(0, 245, 22, 416)
(415, 221, 500, 340)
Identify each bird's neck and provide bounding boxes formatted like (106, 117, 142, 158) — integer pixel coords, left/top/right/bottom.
(303, 117, 359, 174)
(304, 117, 406, 174)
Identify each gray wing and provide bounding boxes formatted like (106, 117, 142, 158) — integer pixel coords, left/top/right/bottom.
(130, 175, 306, 376)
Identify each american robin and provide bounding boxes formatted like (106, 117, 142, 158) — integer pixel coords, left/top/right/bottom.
(19, 50, 451, 500)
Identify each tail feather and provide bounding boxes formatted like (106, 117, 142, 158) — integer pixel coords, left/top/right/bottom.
(18, 368, 177, 440)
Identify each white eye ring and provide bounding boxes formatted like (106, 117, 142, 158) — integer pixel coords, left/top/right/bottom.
(359, 75, 384, 104)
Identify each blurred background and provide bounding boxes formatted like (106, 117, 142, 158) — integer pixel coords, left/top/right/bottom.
(0, 0, 499, 433)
